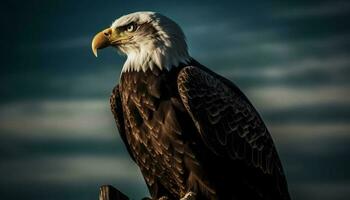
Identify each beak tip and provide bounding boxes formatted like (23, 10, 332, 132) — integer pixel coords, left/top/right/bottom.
(92, 41, 98, 57)
(92, 49, 98, 57)
(91, 28, 112, 58)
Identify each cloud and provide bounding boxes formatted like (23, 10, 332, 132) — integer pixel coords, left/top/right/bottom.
(214, 52, 350, 89)
(0, 99, 117, 140)
(274, 1, 350, 19)
(187, 25, 286, 59)
(19, 36, 91, 52)
(246, 85, 350, 110)
(270, 122, 350, 155)
(190, 22, 350, 68)
(47, 66, 121, 97)
(228, 36, 350, 61)
(290, 182, 350, 200)
(270, 123, 350, 138)
(0, 155, 142, 184)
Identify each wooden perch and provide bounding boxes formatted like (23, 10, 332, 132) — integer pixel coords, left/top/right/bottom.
(99, 185, 129, 200)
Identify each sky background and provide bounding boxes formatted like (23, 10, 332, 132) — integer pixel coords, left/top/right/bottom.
(1, 0, 350, 199)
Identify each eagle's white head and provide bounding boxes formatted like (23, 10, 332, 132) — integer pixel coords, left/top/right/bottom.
(92, 11, 190, 72)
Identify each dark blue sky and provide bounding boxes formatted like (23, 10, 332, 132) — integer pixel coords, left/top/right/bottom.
(1, 0, 350, 200)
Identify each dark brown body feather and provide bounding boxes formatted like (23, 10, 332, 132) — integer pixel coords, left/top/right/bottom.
(110, 60, 291, 200)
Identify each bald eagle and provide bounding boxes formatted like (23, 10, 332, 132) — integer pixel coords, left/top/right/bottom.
(92, 12, 291, 200)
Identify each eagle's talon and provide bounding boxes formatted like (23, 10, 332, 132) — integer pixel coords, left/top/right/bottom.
(180, 192, 196, 200)
(158, 196, 169, 200)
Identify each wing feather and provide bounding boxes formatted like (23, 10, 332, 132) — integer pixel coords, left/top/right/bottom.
(177, 66, 290, 199)
(110, 85, 135, 161)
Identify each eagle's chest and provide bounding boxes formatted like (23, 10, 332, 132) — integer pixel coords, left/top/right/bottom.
(120, 69, 190, 196)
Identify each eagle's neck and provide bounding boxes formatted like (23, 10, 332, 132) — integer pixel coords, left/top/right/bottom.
(121, 40, 190, 73)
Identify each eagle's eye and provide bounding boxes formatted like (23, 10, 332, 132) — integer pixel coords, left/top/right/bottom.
(126, 23, 136, 32)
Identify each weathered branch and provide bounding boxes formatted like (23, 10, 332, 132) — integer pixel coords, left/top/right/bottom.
(99, 185, 129, 200)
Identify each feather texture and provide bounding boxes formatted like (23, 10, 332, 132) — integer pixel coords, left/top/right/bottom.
(110, 62, 291, 200)
(177, 65, 291, 200)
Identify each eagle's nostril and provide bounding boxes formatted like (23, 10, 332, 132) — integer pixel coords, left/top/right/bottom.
(103, 29, 111, 37)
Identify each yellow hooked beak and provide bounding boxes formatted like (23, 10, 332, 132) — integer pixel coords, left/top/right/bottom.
(91, 28, 118, 57)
